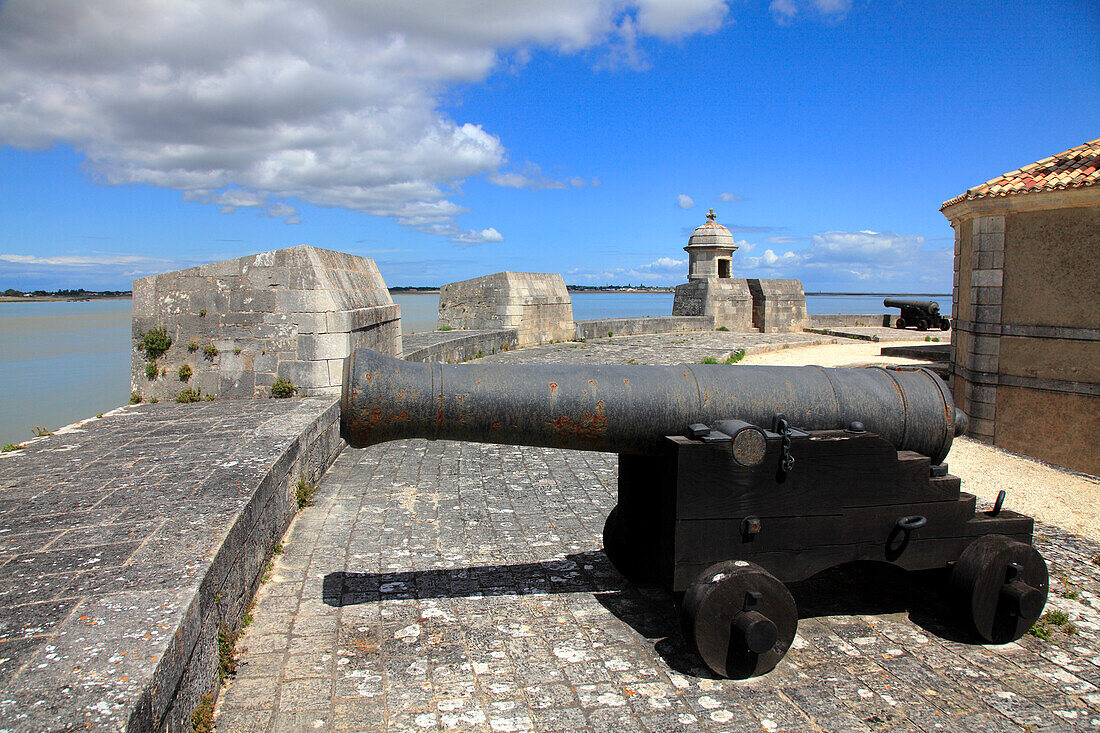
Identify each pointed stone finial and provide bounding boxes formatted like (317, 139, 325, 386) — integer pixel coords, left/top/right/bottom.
(706, 208, 716, 221)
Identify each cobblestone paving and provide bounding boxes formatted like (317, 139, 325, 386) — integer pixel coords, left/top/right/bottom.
(218, 336, 1100, 732)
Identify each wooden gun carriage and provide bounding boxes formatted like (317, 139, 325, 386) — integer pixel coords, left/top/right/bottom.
(342, 349, 1047, 678)
(884, 297, 952, 331)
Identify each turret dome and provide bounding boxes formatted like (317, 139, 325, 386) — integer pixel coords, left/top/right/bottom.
(686, 208, 737, 250)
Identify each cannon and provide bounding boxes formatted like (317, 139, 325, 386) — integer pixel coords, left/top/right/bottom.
(342, 349, 1046, 678)
(885, 298, 952, 331)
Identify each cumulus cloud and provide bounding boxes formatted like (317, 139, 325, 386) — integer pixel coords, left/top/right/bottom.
(676, 194, 695, 209)
(0, 1, 729, 241)
(450, 227, 504, 246)
(736, 230, 952, 289)
(716, 192, 743, 202)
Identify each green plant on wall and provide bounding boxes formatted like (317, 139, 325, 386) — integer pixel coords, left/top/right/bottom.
(179, 364, 193, 382)
(145, 361, 159, 380)
(129, 392, 142, 404)
(188, 341, 199, 353)
(203, 343, 218, 360)
(140, 327, 172, 359)
(175, 387, 202, 403)
(271, 377, 297, 398)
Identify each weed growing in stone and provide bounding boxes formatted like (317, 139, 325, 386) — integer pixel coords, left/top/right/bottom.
(178, 364, 193, 382)
(1029, 609, 1077, 640)
(140, 327, 172, 360)
(217, 627, 239, 679)
(149, 397, 159, 403)
(233, 347, 241, 355)
(190, 693, 214, 733)
(2, 444, 22, 453)
(202, 343, 218, 360)
(31, 425, 52, 437)
(715, 326, 730, 331)
(175, 387, 202, 403)
(273, 542, 283, 555)
(145, 361, 159, 380)
(271, 377, 297, 398)
(607, 331, 613, 338)
(724, 349, 746, 364)
(129, 392, 142, 404)
(296, 475, 317, 509)
(187, 341, 199, 352)
(474, 350, 484, 359)
(700, 356, 718, 364)
(199, 308, 207, 317)
(1062, 588, 1080, 600)
(438, 325, 452, 331)
(203, 394, 216, 401)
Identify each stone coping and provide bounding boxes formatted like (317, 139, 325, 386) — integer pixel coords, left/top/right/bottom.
(0, 397, 343, 731)
(806, 325, 953, 343)
(401, 329, 519, 364)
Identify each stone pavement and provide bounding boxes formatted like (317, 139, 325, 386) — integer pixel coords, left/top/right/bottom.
(805, 326, 952, 344)
(0, 397, 341, 731)
(216, 333, 1100, 732)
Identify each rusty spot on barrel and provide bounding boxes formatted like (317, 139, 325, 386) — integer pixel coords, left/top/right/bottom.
(550, 400, 608, 447)
(549, 382, 557, 395)
(623, 378, 629, 386)
(588, 380, 596, 386)
(490, 421, 501, 430)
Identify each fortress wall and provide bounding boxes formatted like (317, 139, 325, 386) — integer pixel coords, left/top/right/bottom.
(131, 245, 400, 401)
(437, 271, 574, 347)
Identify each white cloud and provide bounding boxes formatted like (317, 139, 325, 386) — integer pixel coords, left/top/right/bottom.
(0, 1, 729, 240)
(0, 253, 177, 268)
(769, 0, 851, 23)
(677, 194, 695, 209)
(450, 227, 504, 246)
(567, 255, 686, 284)
(735, 230, 952, 289)
(266, 203, 298, 218)
(487, 162, 594, 190)
(716, 192, 743, 202)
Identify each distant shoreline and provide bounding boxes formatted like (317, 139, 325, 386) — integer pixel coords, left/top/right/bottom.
(0, 294, 132, 303)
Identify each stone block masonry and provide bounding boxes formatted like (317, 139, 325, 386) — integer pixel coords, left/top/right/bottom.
(437, 271, 574, 347)
(747, 278, 809, 333)
(131, 245, 400, 402)
(0, 397, 343, 731)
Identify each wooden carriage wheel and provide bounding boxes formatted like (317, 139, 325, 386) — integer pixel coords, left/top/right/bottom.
(951, 534, 1048, 644)
(681, 561, 798, 679)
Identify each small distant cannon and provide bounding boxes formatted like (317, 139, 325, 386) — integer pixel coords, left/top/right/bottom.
(342, 349, 1046, 679)
(885, 298, 951, 331)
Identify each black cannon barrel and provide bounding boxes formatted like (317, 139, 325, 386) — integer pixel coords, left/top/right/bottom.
(884, 298, 940, 314)
(342, 349, 966, 464)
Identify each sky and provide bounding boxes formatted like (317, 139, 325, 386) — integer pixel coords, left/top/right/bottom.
(0, 0, 1097, 292)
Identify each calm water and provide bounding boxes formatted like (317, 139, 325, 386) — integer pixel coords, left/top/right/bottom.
(0, 299, 133, 445)
(1, 293, 948, 444)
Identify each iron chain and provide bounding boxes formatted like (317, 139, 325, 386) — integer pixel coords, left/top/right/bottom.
(776, 416, 795, 474)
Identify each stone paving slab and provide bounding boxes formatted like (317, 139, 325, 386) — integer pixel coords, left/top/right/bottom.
(0, 397, 342, 731)
(219, 335, 1100, 732)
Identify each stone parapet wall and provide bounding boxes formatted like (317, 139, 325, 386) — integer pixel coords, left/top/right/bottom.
(575, 315, 714, 340)
(747, 279, 809, 333)
(131, 246, 400, 401)
(810, 314, 894, 328)
(671, 278, 753, 331)
(438, 271, 573, 347)
(402, 329, 520, 363)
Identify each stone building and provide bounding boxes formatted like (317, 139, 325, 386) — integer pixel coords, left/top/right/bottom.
(672, 209, 807, 332)
(941, 137, 1099, 475)
(672, 209, 753, 330)
(437, 271, 574, 347)
(131, 245, 400, 401)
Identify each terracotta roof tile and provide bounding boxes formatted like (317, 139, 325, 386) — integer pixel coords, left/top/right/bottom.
(941, 137, 1099, 209)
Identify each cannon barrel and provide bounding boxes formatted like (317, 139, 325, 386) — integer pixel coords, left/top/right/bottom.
(884, 298, 940, 314)
(342, 349, 966, 464)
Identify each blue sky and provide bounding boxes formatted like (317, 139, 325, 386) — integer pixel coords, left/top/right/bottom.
(1, 0, 1096, 292)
